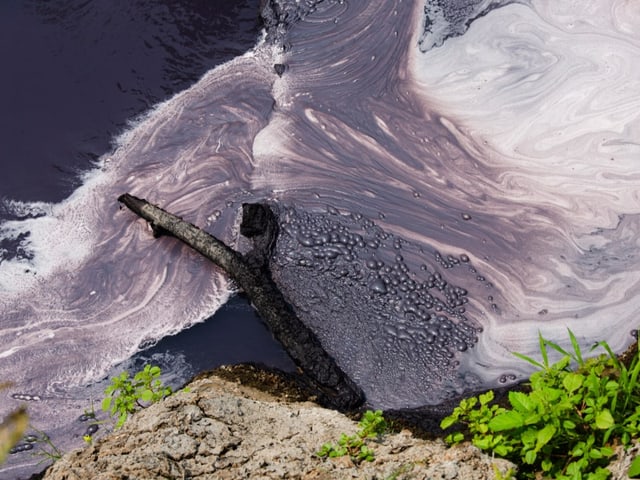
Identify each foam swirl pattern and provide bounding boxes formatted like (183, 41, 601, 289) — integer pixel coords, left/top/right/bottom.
(0, 2, 638, 471)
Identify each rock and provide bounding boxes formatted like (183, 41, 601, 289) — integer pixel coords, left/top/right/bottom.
(41, 369, 516, 480)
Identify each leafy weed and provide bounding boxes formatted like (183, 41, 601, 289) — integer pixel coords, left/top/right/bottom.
(317, 409, 388, 464)
(102, 364, 172, 428)
(441, 330, 640, 479)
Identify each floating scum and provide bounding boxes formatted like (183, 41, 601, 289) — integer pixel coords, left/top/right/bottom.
(0, 2, 639, 460)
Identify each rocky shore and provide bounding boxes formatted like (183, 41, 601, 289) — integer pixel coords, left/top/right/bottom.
(39, 366, 516, 480)
(35, 363, 640, 480)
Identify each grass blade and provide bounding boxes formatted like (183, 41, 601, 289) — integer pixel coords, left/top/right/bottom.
(539, 331, 550, 369)
(545, 339, 574, 364)
(629, 354, 640, 392)
(513, 351, 545, 370)
(598, 341, 622, 371)
(568, 329, 584, 367)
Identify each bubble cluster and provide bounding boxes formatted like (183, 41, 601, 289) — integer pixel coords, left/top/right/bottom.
(8, 435, 37, 455)
(11, 393, 41, 402)
(8, 442, 34, 455)
(77, 412, 96, 422)
(270, 204, 491, 407)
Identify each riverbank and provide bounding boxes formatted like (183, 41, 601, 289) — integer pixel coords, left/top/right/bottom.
(38, 366, 516, 479)
(33, 361, 640, 479)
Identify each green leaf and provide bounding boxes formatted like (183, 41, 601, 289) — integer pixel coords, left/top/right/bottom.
(479, 391, 494, 405)
(520, 428, 537, 447)
(488, 411, 523, 432)
(545, 338, 572, 363)
(509, 391, 535, 413)
(568, 329, 584, 366)
(523, 413, 542, 425)
(317, 443, 332, 457)
(628, 456, 640, 478)
(494, 444, 511, 457)
(598, 341, 622, 370)
(590, 448, 604, 459)
(563, 373, 584, 393)
(536, 424, 556, 450)
(524, 449, 537, 465)
(440, 415, 458, 430)
(116, 412, 128, 428)
(445, 432, 464, 444)
(101, 397, 112, 412)
(594, 410, 614, 430)
(473, 436, 492, 450)
(541, 459, 554, 472)
(628, 354, 640, 392)
(140, 389, 154, 402)
(513, 351, 544, 370)
(538, 331, 549, 368)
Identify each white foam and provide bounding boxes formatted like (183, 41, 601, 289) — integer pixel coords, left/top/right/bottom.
(0, 42, 278, 470)
(410, 0, 640, 383)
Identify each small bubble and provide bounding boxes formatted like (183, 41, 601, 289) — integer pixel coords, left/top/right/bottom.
(85, 424, 99, 435)
(78, 413, 96, 422)
(461, 213, 472, 221)
(369, 278, 388, 294)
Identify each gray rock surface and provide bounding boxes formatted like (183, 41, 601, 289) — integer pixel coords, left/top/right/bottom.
(41, 370, 516, 480)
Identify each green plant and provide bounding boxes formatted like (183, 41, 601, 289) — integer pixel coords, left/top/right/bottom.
(102, 364, 172, 428)
(629, 456, 640, 478)
(441, 330, 640, 479)
(385, 463, 414, 479)
(492, 464, 517, 480)
(317, 409, 388, 463)
(0, 384, 28, 464)
(29, 426, 64, 465)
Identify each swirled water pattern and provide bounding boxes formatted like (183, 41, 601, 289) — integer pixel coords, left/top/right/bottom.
(1, 0, 639, 476)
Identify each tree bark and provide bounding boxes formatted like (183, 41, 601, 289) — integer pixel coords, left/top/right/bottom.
(118, 193, 364, 411)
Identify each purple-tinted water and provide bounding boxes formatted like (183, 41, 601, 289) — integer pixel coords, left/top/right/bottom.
(0, 2, 296, 478)
(1, 0, 639, 478)
(0, 0, 261, 205)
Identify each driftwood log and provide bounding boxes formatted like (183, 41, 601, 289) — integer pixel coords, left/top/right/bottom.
(118, 193, 364, 411)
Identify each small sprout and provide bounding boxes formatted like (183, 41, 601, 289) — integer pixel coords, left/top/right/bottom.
(102, 364, 172, 428)
(317, 410, 388, 464)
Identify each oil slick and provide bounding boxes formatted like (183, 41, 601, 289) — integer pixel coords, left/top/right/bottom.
(0, 3, 638, 472)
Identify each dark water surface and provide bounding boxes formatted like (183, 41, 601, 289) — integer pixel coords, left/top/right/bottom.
(0, 2, 297, 478)
(0, 0, 261, 204)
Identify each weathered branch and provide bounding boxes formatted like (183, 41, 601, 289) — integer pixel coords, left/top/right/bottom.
(118, 193, 364, 411)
